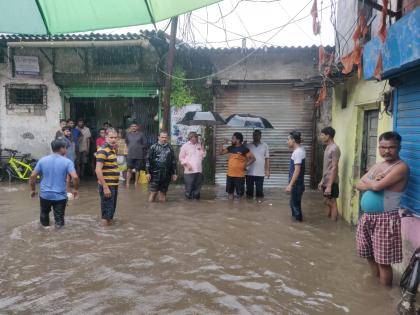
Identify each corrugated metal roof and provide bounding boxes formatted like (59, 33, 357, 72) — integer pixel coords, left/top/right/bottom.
(0, 32, 334, 52)
(0, 32, 147, 42)
(189, 45, 334, 52)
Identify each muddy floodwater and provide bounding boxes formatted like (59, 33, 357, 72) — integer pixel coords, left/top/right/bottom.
(0, 182, 400, 314)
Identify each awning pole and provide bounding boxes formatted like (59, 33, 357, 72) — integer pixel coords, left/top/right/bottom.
(162, 16, 178, 133)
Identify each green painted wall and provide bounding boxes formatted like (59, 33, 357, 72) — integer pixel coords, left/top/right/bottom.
(332, 77, 392, 224)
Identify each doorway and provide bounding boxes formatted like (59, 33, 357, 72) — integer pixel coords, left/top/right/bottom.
(69, 96, 159, 178)
(69, 97, 159, 145)
(358, 109, 379, 219)
(360, 109, 379, 176)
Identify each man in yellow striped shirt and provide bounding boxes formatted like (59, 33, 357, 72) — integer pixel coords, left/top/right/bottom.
(95, 128, 119, 226)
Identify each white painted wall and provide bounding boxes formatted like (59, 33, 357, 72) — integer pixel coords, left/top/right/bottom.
(0, 48, 61, 159)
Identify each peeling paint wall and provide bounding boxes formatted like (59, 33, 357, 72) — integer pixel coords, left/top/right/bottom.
(205, 48, 320, 81)
(332, 77, 392, 224)
(0, 48, 61, 158)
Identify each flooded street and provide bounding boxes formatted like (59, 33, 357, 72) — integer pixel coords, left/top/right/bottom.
(0, 182, 400, 315)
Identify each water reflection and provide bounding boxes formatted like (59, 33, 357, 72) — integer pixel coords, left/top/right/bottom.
(0, 182, 399, 314)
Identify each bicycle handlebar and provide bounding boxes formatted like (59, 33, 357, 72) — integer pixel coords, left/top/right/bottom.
(3, 148, 18, 154)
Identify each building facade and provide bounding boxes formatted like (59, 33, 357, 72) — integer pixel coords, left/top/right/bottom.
(206, 46, 325, 187)
(0, 34, 160, 158)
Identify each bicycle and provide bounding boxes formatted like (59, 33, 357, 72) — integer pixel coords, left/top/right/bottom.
(0, 148, 38, 182)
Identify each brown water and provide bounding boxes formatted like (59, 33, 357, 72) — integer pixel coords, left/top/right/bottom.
(0, 182, 400, 315)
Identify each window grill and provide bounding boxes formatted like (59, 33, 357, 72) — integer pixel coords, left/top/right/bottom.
(5, 84, 48, 110)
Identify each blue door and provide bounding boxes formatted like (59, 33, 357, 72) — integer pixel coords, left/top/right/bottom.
(394, 70, 420, 216)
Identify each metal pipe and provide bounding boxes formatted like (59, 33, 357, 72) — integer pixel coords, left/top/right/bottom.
(7, 40, 150, 48)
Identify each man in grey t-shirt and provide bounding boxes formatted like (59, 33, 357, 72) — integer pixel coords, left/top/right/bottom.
(125, 122, 148, 187)
(318, 126, 341, 221)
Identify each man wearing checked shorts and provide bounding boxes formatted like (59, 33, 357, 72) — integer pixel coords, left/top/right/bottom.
(356, 131, 409, 286)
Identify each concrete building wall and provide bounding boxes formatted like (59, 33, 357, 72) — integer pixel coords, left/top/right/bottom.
(54, 46, 159, 82)
(0, 48, 61, 159)
(207, 48, 319, 81)
(332, 77, 392, 224)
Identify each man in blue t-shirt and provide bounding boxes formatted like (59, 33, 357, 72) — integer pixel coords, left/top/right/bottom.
(30, 139, 79, 228)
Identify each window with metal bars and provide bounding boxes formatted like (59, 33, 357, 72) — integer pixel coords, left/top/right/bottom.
(5, 84, 47, 110)
(0, 48, 6, 64)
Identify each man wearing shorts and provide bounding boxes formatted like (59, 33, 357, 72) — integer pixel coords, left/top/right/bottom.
(146, 131, 177, 202)
(355, 131, 409, 286)
(125, 122, 148, 188)
(30, 139, 79, 228)
(95, 128, 119, 226)
(220, 132, 255, 200)
(318, 126, 341, 221)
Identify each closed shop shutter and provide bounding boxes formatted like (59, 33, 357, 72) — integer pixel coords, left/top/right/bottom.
(214, 83, 315, 187)
(395, 71, 420, 216)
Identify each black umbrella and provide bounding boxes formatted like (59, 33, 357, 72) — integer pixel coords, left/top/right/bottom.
(177, 111, 226, 126)
(225, 114, 274, 129)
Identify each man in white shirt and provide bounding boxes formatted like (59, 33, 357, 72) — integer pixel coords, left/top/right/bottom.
(286, 131, 306, 222)
(246, 130, 270, 198)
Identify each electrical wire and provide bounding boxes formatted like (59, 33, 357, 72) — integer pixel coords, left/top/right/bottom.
(190, 4, 332, 45)
(158, 0, 315, 81)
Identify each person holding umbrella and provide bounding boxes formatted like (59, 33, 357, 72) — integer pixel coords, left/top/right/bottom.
(220, 132, 256, 200)
(179, 132, 206, 200)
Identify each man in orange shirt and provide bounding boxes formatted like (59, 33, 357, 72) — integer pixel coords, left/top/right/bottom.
(220, 132, 256, 200)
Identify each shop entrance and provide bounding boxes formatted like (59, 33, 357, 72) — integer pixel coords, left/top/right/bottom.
(69, 97, 159, 147)
(69, 96, 159, 177)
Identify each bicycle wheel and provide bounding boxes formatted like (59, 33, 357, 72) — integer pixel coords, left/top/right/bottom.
(0, 167, 11, 182)
(0, 167, 6, 182)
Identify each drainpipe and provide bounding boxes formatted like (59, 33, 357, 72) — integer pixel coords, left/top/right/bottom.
(7, 40, 150, 48)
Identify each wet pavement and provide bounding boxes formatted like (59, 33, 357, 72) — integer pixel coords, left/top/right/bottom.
(0, 182, 400, 314)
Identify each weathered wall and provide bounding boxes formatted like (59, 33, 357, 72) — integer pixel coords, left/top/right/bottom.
(205, 47, 319, 81)
(395, 217, 420, 278)
(0, 48, 61, 158)
(314, 90, 333, 185)
(332, 77, 392, 224)
(54, 45, 159, 84)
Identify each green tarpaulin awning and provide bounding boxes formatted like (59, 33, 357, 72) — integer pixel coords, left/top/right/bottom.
(0, 0, 222, 35)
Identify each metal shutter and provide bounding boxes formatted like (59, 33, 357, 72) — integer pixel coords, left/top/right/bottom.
(395, 71, 420, 216)
(214, 83, 315, 187)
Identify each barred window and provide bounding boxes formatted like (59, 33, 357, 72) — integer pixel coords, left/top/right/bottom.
(0, 48, 5, 64)
(5, 84, 47, 111)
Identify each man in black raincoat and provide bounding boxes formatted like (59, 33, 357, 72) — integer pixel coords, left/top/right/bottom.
(146, 131, 177, 202)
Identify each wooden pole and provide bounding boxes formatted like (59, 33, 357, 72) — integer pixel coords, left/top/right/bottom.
(162, 16, 178, 132)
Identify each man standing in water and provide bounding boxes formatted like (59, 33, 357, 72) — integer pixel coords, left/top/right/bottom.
(61, 126, 76, 164)
(220, 132, 255, 200)
(286, 131, 306, 222)
(76, 119, 91, 178)
(356, 131, 409, 286)
(125, 122, 148, 188)
(318, 126, 341, 221)
(246, 130, 270, 199)
(30, 139, 79, 228)
(96, 128, 106, 151)
(55, 119, 67, 139)
(179, 132, 206, 200)
(146, 131, 177, 202)
(96, 128, 120, 226)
